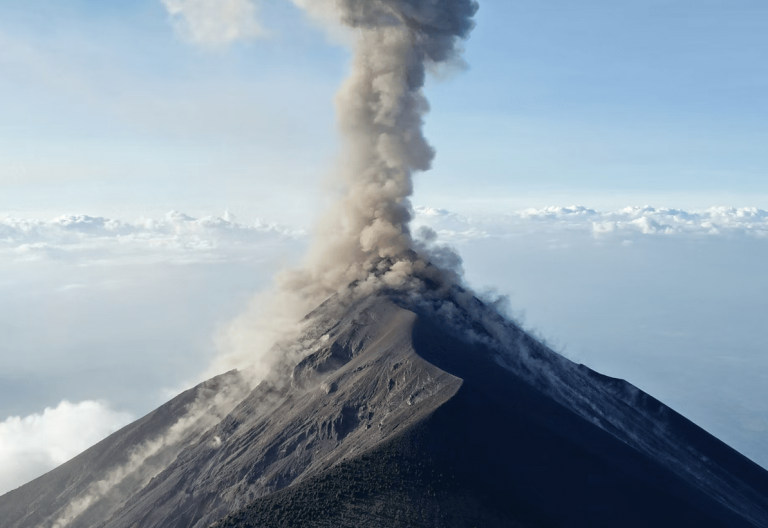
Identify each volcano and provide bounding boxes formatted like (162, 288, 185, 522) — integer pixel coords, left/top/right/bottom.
(2, 291, 767, 528)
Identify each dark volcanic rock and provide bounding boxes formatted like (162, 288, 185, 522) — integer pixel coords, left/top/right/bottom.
(2, 293, 768, 528)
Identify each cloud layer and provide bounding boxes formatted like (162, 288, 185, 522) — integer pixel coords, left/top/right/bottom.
(0, 210, 304, 265)
(412, 205, 768, 242)
(2, 205, 764, 267)
(0, 400, 132, 495)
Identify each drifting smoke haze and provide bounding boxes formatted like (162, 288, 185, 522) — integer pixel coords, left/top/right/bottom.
(48, 376, 251, 528)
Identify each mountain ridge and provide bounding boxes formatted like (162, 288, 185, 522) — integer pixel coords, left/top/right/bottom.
(1, 292, 767, 527)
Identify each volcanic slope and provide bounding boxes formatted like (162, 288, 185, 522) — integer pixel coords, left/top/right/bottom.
(2, 292, 768, 528)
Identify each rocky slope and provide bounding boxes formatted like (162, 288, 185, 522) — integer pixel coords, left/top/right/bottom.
(2, 292, 767, 527)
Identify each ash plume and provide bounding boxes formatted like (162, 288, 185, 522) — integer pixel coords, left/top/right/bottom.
(280, 0, 479, 305)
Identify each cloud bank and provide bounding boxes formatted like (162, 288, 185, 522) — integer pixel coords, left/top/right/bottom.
(0, 401, 132, 495)
(0, 210, 304, 265)
(1, 205, 764, 268)
(412, 205, 768, 242)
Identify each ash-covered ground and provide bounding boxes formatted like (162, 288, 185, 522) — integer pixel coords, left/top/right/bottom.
(2, 291, 767, 527)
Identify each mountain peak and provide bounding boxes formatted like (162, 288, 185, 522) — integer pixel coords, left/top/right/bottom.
(2, 293, 767, 527)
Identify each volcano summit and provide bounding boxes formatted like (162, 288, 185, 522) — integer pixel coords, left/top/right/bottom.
(2, 287, 767, 527)
(3, 0, 767, 526)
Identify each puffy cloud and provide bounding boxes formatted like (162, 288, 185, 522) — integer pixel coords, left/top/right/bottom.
(519, 205, 599, 219)
(161, 0, 266, 48)
(595, 206, 768, 237)
(410, 206, 487, 242)
(0, 400, 132, 495)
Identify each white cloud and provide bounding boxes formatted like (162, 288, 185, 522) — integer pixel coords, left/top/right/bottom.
(0, 400, 133, 495)
(161, 0, 266, 48)
(519, 205, 599, 219)
(411, 204, 768, 243)
(1, 204, 764, 269)
(0, 210, 304, 265)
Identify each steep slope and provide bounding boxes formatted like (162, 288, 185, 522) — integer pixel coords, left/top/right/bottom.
(94, 297, 463, 528)
(0, 371, 248, 528)
(2, 292, 767, 527)
(211, 293, 768, 527)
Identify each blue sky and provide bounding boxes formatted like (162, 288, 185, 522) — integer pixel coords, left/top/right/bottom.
(423, 1, 768, 208)
(2, 0, 768, 220)
(0, 0, 344, 221)
(1, 0, 767, 494)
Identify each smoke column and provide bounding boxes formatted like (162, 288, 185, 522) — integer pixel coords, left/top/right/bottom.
(282, 0, 479, 304)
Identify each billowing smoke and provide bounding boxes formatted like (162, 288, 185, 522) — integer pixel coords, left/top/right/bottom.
(279, 0, 479, 305)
